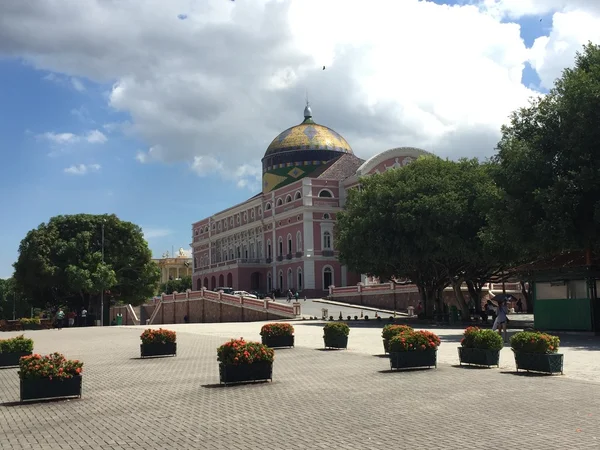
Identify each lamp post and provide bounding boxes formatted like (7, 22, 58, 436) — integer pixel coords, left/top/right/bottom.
(101, 220, 105, 326)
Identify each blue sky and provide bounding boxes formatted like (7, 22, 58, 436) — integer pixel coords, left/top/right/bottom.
(0, 0, 596, 279)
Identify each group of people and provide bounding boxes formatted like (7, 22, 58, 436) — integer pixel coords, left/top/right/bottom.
(43, 307, 88, 329)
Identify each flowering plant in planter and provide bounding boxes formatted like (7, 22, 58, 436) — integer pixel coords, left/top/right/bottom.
(140, 328, 176, 344)
(510, 331, 560, 354)
(461, 327, 503, 351)
(0, 335, 34, 354)
(382, 324, 413, 341)
(18, 353, 83, 380)
(19, 318, 41, 325)
(217, 338, 275, 365)
(260, 323, 294, 337)
(323, 322, 350, 338)
(389, 330, 441, 352)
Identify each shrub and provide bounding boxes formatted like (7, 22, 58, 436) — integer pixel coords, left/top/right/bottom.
(217, 338, 274, 365)
(510, 331, 560, 354)
(140, 328, 176, 344)
(382, 324, 413, 341)
(323, 322, 350, 339)
(0, 335, 34, 354)
(260, 323, 294, 337)
(389, 330, 441, 352)
(460, 327, 503, 351)
(18, 353, 83, 380)
(19, 318, 40, 325)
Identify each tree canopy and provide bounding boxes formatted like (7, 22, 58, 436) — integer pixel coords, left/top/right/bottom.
(158, 276, 192, 295)
(13, 214, 160, 310)
(335, 156, 503, 317)
(490, 42, 600, 258)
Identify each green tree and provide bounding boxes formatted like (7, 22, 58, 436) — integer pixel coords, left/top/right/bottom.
(491, 42, 600, 257)
(0, 277, 32, 320)
(158, 276, 192, 295)
(13, 214, 160, 311)
(488, 43, 600, 312)
(336, 156, 502, 318)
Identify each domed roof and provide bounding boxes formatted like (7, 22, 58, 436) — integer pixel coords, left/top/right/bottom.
(264, 105, 353, 157)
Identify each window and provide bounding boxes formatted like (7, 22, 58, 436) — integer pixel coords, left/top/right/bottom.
(267, 273, 272, 292)
(287, 234, 292, 254)
(236, 246, 241, 258)
(243, 212, 248, 222)
(278, 237, 283, 256)
(212, 223, 216, 230)
(251, 210, 255, 219)
(279, 271, 283, 290)
(297, 268, 303, 290)
(267, 240, 272, 258)
(195, 229, 199, 236)
(287, 268, 293, 290)
(296, 231, 302, 252)
(318, 189, 333, 198)
(276, 198, 283, 206)
(244, 246, 248, 259)
(323, 231, 332, 249)
(285, 195, 292, 203)
(218, 222, 222, 231)
(230, 218, 234, 226)
(295, 191, 301, 200)
(258, 207, 263, 216)
(323, 213, 331, 220)
(323, 266, 333, 290)
(237, 215, 240, 224)
(265, 203, 271, 211)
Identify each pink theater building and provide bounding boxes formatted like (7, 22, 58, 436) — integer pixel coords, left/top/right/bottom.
(191, 104, 432, 297)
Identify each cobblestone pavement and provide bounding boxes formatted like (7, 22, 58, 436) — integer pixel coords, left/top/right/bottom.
(1, 326, 599, 450)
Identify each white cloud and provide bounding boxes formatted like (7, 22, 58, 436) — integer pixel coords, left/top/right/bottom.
(63, 163, 101, 175)
(36, 129, 107, 145)
(3, 0, 600, 185)
(85, 129, 107, 143)
(38, 132, 79, 145)
(142, 227, 172, 240)
(70, 77, 85, 92)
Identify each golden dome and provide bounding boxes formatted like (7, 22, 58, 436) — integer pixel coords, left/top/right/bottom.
(264, 106, 352, 156)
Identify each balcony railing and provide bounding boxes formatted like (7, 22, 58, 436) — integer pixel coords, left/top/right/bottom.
(276, 255, 283, 262)
(266, 257, 272, 264)
(286, 253, 293, 260)
(295, 251, 303, 258)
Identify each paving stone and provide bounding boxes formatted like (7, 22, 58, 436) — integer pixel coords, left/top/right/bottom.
(0, 326, 599, 449)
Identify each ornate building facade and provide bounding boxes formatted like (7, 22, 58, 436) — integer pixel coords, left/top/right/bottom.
(191, 104, 431, 297)
(152, 248, 193, 284)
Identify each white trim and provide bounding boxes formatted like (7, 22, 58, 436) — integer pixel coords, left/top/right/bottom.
(317, 188, 334, 198)
(355, 147, 433, 176)
(285, 194, 292, 203)
(304, 259, 315, 289)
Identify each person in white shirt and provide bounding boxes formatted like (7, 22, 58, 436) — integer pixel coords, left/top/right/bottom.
(492, 300, 509, 343)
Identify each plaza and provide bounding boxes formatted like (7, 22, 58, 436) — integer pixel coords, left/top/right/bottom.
(1, 321, 599, 449)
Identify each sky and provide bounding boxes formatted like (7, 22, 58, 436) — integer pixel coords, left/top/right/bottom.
(1, 0, 600, 279)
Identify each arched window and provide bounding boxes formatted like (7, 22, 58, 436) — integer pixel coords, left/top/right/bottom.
(287, 233, 292, 254)
(285, 195, 292, 203)
(258, 207, 263, 216)
(323, 213, 331, 220)
(323, 231, 332, 249)
(276, 198, 283, 206)
(294, 191, 302, 200)
(278, 237, 283, 256)
(323, 266, 333, 290)
(267, 240, 272, 259)
(297, 268, 303, 291)
(318, 189, 333, 198)
(267, 272, 272, 292)
(279, 271, 283, 290)
(265, 203, 271, 211)
(296, 231, 302, 252)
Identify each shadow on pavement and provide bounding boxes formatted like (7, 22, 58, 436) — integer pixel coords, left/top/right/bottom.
(450, 364, 495, 370)
(499, 370, 560, 377)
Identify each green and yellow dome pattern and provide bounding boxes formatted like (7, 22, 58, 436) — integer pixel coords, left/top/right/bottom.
(265, 122, 353, 156)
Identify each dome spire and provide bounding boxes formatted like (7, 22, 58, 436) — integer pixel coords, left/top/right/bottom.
(303, 95, 314, 123)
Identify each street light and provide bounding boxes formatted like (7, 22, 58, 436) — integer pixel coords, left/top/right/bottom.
(100, 220, 105, 326)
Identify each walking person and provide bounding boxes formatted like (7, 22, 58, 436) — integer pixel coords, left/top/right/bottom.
(55, 308, 65, 330)
(516, 298, 523, 313)
(492, 300, 509, 343)
(80, 308, 87, 327)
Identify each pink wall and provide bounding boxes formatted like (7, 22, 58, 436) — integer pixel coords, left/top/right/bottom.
(314, 260, 342, 291)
